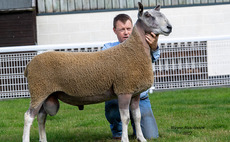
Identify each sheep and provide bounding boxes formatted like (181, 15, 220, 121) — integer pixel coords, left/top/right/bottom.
(22, 2, 172, 142)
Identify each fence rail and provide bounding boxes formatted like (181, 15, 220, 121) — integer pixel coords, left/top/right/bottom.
(1, 35, 230, 99)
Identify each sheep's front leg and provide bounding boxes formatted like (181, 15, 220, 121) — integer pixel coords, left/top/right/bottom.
(130, 94, 146, 142)
(118, 94, 132, 142)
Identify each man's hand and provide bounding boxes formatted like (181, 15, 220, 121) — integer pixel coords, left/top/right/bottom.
(145, 32, 159, 51)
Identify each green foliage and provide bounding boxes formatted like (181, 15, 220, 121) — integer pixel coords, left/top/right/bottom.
(0, 87, 229, 142)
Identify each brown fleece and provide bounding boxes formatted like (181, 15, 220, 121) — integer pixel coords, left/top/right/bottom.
(25, 26, 154, 108)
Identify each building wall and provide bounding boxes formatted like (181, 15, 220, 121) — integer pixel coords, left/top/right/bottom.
(0, 0, 33, 10)
(0, 11, 37, 47)
(36, 4, 230, 45)
(37, 0, 230, 14)
(0, 0, 36, 47)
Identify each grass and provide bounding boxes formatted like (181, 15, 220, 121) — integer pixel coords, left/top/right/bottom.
(0, 87, 230, 142)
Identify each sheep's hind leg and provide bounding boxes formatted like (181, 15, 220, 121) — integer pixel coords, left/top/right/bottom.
(130, 94, 146, 142)
(37, 106, 48, 142)
(37, 94, 60, 142)
(23, 105, 42, 142)
(118, 94, 132, 142)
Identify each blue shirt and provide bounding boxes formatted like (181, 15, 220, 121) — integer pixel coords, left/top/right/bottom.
(102, 41, 160, 99)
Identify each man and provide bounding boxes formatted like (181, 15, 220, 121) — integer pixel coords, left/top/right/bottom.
(103, 14, 159, 140)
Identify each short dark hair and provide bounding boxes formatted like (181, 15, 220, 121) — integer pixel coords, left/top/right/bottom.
(113, 14, 133, 29)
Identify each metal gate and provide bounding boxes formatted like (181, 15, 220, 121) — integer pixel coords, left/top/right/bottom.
(1, 36, 230, 99)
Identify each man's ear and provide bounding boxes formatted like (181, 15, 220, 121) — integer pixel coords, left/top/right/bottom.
(138, 2, 143, 17)
(113, 27, 117, 34)
(154, 5, 161, 11)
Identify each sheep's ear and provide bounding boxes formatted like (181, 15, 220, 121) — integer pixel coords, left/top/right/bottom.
(154, 5, 161, 11)
(138, 2, 143, 16)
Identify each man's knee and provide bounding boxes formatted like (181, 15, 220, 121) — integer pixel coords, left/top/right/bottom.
(105, 107, 121, 123)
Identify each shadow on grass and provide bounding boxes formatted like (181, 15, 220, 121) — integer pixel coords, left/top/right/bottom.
(39, 130, 140, 142)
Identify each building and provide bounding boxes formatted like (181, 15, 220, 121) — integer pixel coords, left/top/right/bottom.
(0, 0, 37, 47)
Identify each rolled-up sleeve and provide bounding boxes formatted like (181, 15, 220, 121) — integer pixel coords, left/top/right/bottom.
(151, 46, 160, 63)
(102, 42, 120, 51)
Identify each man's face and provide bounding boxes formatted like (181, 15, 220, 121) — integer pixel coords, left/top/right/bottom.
(113, 20, 133, 43)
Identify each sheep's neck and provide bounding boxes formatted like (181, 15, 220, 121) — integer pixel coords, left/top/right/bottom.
(134, 21, 152, 59)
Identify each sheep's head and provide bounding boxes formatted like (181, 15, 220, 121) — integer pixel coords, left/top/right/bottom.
(138, 2, 172, 36)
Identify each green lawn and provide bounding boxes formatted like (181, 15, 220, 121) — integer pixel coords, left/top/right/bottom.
(0, 87, 229, 142)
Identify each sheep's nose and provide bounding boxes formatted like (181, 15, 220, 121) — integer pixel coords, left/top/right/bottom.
(167, 25, 172, 30)
(167, 25, 172, 32)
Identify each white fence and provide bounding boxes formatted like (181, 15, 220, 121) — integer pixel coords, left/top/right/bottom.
(1, 36, 230, 99)
(155, 36, 230, 90)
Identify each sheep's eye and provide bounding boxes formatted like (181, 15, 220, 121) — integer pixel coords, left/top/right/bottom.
(145, 12, 151, 17)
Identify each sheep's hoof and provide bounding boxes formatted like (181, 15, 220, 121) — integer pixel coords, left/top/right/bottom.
(78, 105, 84, 110)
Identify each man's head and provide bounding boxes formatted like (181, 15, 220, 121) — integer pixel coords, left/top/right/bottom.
(113, 14, 133, 43)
